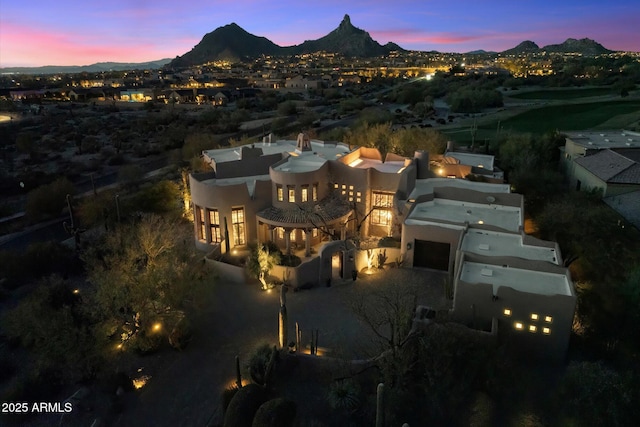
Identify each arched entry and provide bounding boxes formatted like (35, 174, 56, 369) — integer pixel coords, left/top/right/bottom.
(331, 251, 343, 279)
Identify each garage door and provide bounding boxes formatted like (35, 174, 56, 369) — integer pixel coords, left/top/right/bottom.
(413, 240, 450, 271)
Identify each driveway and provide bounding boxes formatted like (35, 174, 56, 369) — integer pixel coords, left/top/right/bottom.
(113, 268, 448, 427)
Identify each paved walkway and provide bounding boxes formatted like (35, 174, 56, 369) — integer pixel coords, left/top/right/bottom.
(112, 268, 448, 427)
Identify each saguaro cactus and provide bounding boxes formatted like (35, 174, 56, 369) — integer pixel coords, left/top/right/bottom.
(235, 355, 242, 389)
(376, 383, 385, 427)
(278, 285, 288, 349)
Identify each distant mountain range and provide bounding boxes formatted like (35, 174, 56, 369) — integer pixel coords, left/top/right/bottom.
(501, 38, 611, 56)
(169, 14, 403, 68)
(1, 17, 617, 75)
(0, 59, 172, 75)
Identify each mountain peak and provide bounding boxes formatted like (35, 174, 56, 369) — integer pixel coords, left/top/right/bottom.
(341, 14, 351, 27)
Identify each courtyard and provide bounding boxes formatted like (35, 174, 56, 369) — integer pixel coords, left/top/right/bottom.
(110, 268, 449, 426)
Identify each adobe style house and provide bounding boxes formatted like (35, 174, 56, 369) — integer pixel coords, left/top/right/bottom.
(562, 130, 640, 229)
(190, 135, 575, 360)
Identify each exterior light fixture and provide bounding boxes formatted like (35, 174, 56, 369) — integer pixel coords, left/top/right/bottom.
(531, 313, 539, 320)
(529, 325, 537, 333)
(544, 316, 553, 323)
(407, 242, 412, 250)
(503, 308, 511, 316)
(514, 322, 523, 330)
(542, 327, 551, 335)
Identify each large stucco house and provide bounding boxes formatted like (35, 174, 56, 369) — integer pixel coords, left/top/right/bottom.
(190, 134, 575, 360)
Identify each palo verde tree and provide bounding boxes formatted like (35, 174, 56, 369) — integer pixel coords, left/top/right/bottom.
(83, 214, 210, 353)
(246, 241, 281, 289)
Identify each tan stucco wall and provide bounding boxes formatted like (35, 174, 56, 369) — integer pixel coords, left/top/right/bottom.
(401, 223, 464, 272)
(452, 252, 576, 361)
(190, 175, 272, 251)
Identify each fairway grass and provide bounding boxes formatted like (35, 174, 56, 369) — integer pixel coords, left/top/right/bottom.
(441, 100, 640, 145)
(508, 87, 615, 100)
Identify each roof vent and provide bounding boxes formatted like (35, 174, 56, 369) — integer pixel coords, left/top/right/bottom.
(478, 244, 490, 251)
(600, 133, 605, 137)
(480, 268, 493, 277)
(588, 142, 593, 145)
(628, 138, 634, 142)
(604, 139, 610, 142)
(486, 196, 495, 203)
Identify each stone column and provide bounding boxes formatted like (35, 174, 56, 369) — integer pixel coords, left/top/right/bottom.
(285, 228, 291, 255)
(304, 229, 311, 257)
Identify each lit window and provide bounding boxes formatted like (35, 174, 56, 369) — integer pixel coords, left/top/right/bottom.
(356, 191, 361, 197)
(209, 209, 221, 243)
(277, 227, 284, 239)
(196, 206, 206, 241)
(542, 327, 551, 335)
(514, 322, 523, 330)
(312, 228, 318, 237)
(503, 308, 512, 317)
(531, 313, 539, 321)
(288, 186, 295, 203)
(276, 185, 283, 202)
(290, 230, 296, 242)
(312, 183, 318, 201)
(371, 192, 394, 226)
(334, 183, 339, 189)
(544, 316, 553, 323)
(342, 191, 346, 195)
(356, 198, 361, 203)
(342, 184, 346, 189)
(231, 207, 246, 245)
(529, 325, 537, 333)
(349, 197, 353, 202)
(301, 186, 309, 202)
(349, 185, 354, 190)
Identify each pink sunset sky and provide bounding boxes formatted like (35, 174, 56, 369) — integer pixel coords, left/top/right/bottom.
(1, 0, 638, 67)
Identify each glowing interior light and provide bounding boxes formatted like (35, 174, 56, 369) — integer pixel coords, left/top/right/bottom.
(503, 308, 511, 316)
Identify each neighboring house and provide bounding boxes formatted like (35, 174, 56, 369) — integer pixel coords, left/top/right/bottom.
(119, 88, 157, 102)
(562, 130, 640, 229)
(190, 135, 575, 360)
(285, 75, 323, 90)
(69, 88, 107, 101)
(562, 130, 640, 195)
(432, 150, 504, 182)
(165, 89, 196, 103)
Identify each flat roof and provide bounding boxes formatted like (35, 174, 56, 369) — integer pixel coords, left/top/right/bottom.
(272, 153, 329, 173)
(408, 178, 510, 200)
(444, 151, 494, 170)
(203, 139, 352, 165)
(460, 261, 572, 296)
(461, 229, 559, 265)
(348, 158, 407, 173)
(566, 130, 640, 150)
(201, 174, 271, 197)
(407, 199, 521, 232)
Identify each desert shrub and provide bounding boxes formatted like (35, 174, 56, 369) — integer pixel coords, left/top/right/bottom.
(169, 316, 192, 350)
(25, 177, 74, 222)
(248, 343, 273, 386)
(221, 385, 240, 413)
(252, 398, 297, 427)
(0, 241, 79, 290)
(326, 379, 361, 413)
(223, 383, 267, 427)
